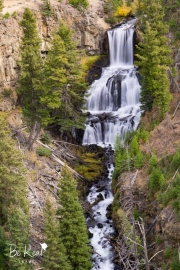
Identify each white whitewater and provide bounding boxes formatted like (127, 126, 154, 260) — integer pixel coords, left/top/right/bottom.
(83, 19, 141, 146)
(84, 20, 141, 270)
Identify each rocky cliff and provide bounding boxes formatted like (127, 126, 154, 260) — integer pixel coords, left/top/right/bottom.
(0, 0, 109, 92)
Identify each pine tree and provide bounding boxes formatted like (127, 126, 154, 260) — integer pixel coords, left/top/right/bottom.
(46, 21, 87, 139)
(7, 205, 31, 270)
(42, 35, 67, 112)
(0, 115, 30, 269)
(43, 199, 72, 270)
(18, 8, 52, 149)
(0, 226, 7, 270)
(42, 0, 54, 17)
(69, 0, 88, 9)
(136, 6, 172, 116)
(0, 0, 3, 13)
(57, 166, 92, 270)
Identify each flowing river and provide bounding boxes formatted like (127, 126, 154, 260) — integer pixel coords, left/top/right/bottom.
(83, 19, 141, 269)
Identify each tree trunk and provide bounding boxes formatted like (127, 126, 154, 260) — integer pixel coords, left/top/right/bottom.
(27, 121, 37, 146)
(140, 218, 150, 270)
(27, 122, 41, 150)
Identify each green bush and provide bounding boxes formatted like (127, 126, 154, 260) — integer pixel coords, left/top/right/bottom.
(3, 12, 10, 19)
(12, 11, 17, 19)
(40, 131, 51, 145)
(130, 135, 139, 156)
(2, 88, 12, 97)
(134, 150, 144, 169)
(69, 0, 88, 9)
(134, 207, 140, 221)
(164, 247, 173, 259)
(42, 0, 54, 17)
(155, 234, 162, 244)
(36, 147, 51, 157)
(112, 193, 120, 212)
(170, 255, 180, 270)
(137, 127, 149, 142)
(172, 151, 180, 170)
(148, 168, 165, 193)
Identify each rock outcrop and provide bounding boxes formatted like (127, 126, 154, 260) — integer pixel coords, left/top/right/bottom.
(0, 0, 109, 90)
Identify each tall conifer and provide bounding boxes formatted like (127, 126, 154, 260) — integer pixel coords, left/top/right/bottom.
(55, 21, 87, 138)
(43, 199, 72, 270)
(0, 116, 30, 269)
(57, 166, 92, 270)
(0, 0, 3, 13)
(136, 0, 172, 115)
(18, 8, 58, 149)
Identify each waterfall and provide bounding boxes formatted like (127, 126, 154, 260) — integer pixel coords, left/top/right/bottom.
(83, 19, 141, 146)
(84, 20, 141, 270)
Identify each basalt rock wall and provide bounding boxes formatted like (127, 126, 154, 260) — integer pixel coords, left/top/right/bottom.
(0, 0, 109, 91)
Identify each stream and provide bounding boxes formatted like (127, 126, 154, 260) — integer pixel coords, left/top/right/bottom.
(83, 19, 141, 269)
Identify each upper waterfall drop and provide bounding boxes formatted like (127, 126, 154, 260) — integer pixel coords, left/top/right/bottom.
(108, 25, 134, 67)
(83, 20, 141, 147)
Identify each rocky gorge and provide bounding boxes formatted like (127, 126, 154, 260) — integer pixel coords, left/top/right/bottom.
(1, 0, 180, 269)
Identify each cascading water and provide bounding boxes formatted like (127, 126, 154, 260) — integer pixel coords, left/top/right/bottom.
(84, 19, 141, 270)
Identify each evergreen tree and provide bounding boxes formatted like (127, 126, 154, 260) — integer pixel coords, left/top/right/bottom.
(45, 21, 87, 139)
(42, 35, 67, 112)
(57, 166, 92, 270)
(0, 115, 30, 269)
(7, 205, 31, 270)
(136, 0, 172, 116)
(0, 226, 7, 270)
(0, 0, 3, 13)
(69, 0, 88, 9)
(18, 8, 53, 149)
(43, 199, 72, 270)
(42, 0, 54, 17)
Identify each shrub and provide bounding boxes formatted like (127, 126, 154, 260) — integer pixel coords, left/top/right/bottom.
(134, 207, 140, 221)
(149, 155, 158, 168)
(36, 147, 51, 157)
(172, 151, 180, 170)
(2, 88, 12, 97)
(148, 168, 165, 193)
(134, 150, 144, 169)
(164, 247, 173, 259)
(112, 193, 120, 212)
(130, 135, 139, 156)
(12, 11, 17, 19)
(69, 0, 88, 9)
(42, 0, 54, 17)
(3, 12, 10, 19)
(155, 235, 162, 244)
(40, 131, 51, 145)
(114, 5, 132, 17)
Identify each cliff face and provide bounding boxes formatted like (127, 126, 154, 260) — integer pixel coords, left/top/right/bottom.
(112, 93, 180, 268)
(0, 0, 109, 91)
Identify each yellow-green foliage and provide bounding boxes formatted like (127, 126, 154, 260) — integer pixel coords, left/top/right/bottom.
(75, 152, 103, 181)
(117, 209, 142, 251)
(131, 0, 144, 14)
(81, 55, 101, 72)
(114, 5, 132, 17)
(117, 209, 136, 248)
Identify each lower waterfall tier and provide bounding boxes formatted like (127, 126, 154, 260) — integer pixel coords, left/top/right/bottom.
(83, 67, 141, 146)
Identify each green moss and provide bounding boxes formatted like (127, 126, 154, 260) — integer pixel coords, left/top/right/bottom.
(81, 55, 101, 72)
(73, 149, 104, 181)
